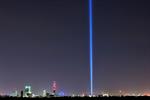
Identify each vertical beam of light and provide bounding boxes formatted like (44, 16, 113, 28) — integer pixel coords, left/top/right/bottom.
(89, 0, 93, 96)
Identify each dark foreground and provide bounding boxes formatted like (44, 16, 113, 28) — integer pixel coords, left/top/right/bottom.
(0, 96, 149, 100)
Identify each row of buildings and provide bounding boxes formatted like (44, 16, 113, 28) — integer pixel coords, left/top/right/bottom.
(8, 81, 59, 98)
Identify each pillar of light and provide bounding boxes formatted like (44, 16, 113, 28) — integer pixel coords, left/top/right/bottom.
(89, 0, 93, 96)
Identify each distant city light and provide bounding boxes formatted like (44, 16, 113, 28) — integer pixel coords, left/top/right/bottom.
(58, 91, 65, 96)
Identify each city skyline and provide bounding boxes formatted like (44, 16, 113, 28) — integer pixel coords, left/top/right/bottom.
(0, 0, 150, 96)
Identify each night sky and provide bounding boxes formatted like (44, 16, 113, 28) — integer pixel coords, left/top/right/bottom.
(0, 0, 150, 95)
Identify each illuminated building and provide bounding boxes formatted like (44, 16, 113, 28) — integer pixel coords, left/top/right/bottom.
(43, 90, 47, 97)
(102, 93, 109, 97)
(58, 91, 65, 97)
(52, 81, 57, 96)
(24, 85, 32, 97)
(10, 90, 18, 97)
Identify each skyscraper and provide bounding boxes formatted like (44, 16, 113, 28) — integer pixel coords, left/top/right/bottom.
(52, 81, 57, 96)
(43, 90, 47, 97)
(20, 90, 23, 97)
(24, 85, 32, 97)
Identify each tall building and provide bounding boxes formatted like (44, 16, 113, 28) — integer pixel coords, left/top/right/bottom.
(43, 90, 47, 97)
(52, 81, 57, 96)
(20, 90, 23, 97)
(24, 85, 32, 97)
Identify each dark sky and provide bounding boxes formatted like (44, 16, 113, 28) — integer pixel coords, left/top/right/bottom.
(0, 0, 150, 95)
